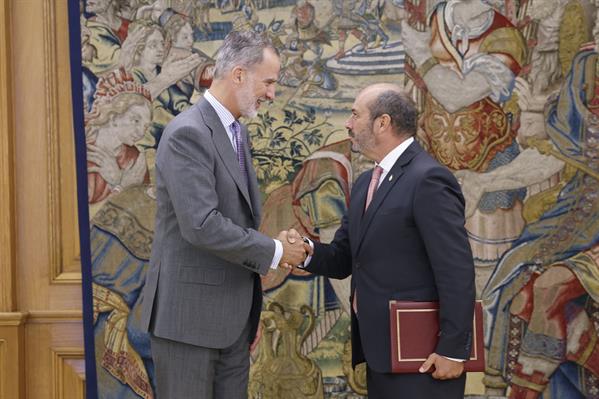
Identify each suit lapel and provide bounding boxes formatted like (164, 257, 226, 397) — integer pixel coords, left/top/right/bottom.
(242, 125, 262, 225)
(197, 100, 254, 215)
(349, 173, 369, 257)
(355, 141, 422, 255)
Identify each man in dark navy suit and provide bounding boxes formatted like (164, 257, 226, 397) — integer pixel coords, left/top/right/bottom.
(296, 83, 475, 398)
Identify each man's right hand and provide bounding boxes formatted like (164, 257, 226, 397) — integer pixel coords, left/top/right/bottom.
(277, 229, 308, 268)
(419, 353, 464, 380)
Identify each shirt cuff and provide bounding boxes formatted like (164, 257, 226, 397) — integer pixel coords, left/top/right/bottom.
(442, 356, 466, 362)
(270, 239, 283, 269)
(297, 237, 314, 268)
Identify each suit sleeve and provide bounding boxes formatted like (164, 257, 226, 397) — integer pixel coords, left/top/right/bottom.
(303, 211, 353, 279)
(157, 125, 275, 275)
(302, 171, 372, 279)
(413, 166, 475, 359)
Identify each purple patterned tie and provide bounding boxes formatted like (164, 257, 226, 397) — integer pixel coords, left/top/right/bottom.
(230, 121, 248, 185)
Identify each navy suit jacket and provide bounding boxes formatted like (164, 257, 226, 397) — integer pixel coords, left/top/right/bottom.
(305, 140, 475, 373)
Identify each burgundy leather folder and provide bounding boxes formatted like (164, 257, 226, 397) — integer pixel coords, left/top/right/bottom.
(389, 300, 484, 373)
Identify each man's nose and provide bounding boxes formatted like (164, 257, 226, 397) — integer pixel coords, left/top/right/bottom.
(345, 117, 352, 130)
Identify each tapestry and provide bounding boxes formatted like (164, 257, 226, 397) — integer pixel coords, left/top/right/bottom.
(67, 0, 599, 398)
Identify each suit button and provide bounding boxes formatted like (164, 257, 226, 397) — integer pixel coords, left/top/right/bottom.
(355, 262, 361, 269)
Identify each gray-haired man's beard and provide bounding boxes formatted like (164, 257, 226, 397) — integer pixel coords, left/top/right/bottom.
(236, 84, 258, 119)
(241, 104, 258, 119)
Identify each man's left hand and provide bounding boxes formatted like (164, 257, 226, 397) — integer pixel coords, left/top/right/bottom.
(419, 353, 464, 380)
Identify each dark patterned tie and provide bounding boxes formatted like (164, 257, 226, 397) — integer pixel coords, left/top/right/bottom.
(230, 120, 248, 185)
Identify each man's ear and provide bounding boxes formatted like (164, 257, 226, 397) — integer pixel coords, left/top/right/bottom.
(231, 66, 244, 84)
(379, 114, 391, 130)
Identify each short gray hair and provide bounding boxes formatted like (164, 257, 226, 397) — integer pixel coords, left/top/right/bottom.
(213, 30, 279, 79)
(368, 90, 417, 137)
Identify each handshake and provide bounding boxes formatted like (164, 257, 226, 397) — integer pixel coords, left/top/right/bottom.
(276, 228, 313, 269)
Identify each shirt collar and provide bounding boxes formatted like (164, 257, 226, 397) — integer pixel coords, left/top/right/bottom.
(377, 137, 415, 173)
(204, 90, 237, 131)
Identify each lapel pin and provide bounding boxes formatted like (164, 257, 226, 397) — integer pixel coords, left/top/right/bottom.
(388, 174, 393, 182)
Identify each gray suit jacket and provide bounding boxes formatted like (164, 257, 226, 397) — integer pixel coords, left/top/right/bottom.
(140, 98, 275, 349)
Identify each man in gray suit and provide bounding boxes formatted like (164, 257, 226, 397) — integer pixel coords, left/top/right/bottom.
(140, 30, 308, 398)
